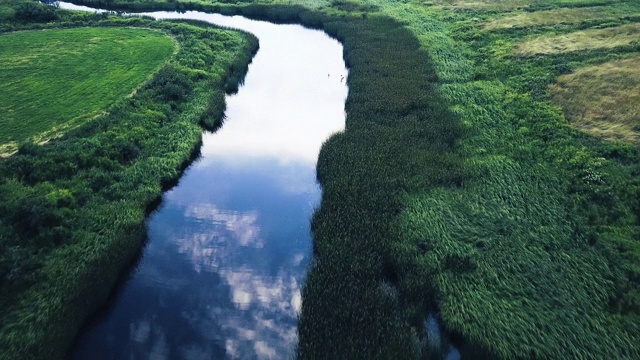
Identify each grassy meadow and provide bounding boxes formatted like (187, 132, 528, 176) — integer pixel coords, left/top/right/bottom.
(0, 27, 175, 154)
(0, 2, 257, 358)
(1, 0, 639, 359)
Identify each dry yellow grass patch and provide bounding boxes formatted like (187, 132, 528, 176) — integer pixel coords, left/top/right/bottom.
(427, 0, 616, 10)
(516, 23, 640, 56)
(549, 55, 640, 143)
(428, 0, 533, 10)
(485, 6, 636, 30)
(0, 143, 17, 158)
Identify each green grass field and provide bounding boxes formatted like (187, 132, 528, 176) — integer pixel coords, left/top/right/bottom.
(0, 27, 174, 154)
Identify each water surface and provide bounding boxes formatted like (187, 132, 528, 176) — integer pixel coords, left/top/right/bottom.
(60, 4, 348, 359)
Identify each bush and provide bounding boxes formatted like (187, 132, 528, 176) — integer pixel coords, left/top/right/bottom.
(15, 2, 57, 22)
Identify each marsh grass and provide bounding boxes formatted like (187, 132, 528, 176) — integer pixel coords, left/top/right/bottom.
(550, 55, 640, 143)
(401, 1, 640, 357)
(515, 22, 640, 56)
(294, 14, 467, 359)
(397, 80, 640, 358)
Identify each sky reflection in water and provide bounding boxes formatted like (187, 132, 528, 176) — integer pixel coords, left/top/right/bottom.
(67, 7, 347, 360)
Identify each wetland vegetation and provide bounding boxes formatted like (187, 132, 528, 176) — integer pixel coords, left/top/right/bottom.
(1, 0, 639, 358)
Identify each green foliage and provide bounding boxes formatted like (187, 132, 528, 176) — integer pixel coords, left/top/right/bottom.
(14, 1, 56, 22)
(329, 0, 379, 14)
(0, 3, 257, 359)
(297, 14, 467, 360)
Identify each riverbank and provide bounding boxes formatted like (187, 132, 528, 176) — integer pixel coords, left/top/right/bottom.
(0, 3, 258, 358)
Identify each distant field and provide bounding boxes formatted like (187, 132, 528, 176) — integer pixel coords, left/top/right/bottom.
(429, 0, 617, 10)
(515, 23, 640, 56)
(485, 6, 639, 30)
(0, 27, 175, 153)
(550, 55, 640, 143)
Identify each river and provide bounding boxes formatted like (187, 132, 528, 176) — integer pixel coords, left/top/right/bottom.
(58, 3, 348, 359)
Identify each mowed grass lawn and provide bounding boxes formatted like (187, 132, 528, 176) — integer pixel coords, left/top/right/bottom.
(0, 27, 175, 148)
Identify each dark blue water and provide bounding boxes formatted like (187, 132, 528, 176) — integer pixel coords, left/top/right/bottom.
(60, 5, 348, 359)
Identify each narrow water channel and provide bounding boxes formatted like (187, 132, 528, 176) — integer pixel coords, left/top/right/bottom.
(59, 3, 348, 359)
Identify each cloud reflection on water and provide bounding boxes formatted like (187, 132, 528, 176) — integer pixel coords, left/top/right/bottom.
(185, 204, 262, 248)
(120, 155, 314, 359)
(167, 197, 304, 358)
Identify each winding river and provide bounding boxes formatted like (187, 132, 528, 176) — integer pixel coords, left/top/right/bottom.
(59, 3, 348, 359)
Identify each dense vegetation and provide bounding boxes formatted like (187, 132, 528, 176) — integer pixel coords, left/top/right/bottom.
(2, 0, 639, 358)
(0, 27, 174, 154)
(393, 1, 640, 357)
(0, 2, 257, 358)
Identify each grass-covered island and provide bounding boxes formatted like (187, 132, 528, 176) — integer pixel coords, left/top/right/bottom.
(1, 0, 639, 359)
(0, 1, 258, 358)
